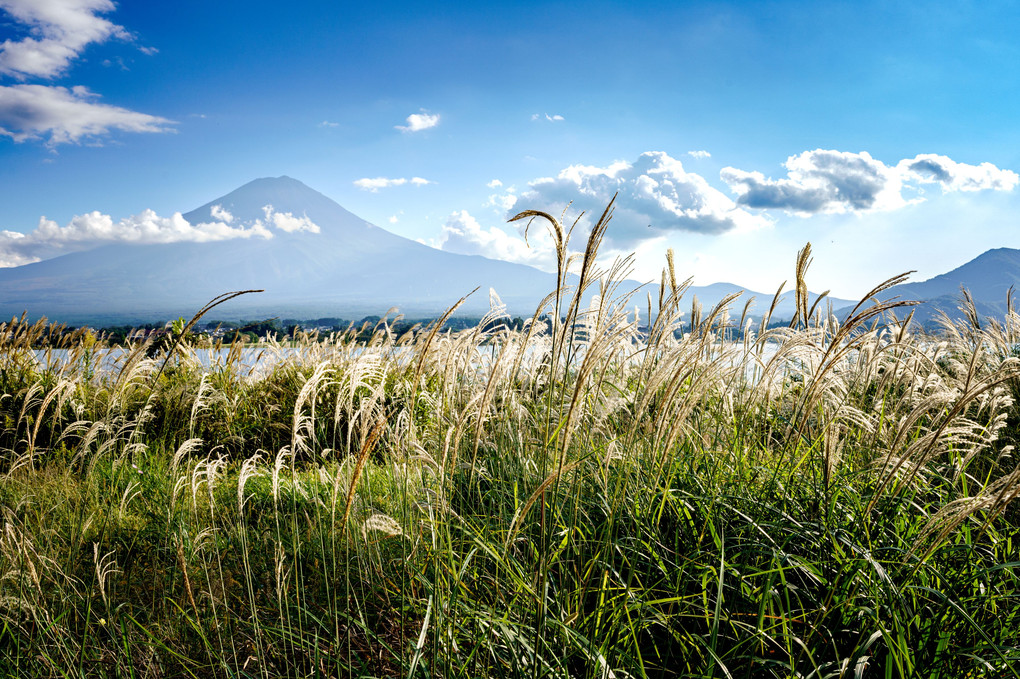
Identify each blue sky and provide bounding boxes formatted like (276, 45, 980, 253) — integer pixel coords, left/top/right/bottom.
(2, 0, 1020, 298)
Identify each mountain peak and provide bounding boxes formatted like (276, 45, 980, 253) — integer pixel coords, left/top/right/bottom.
(182, 176, 350, 227)
(835, 246, 1020, 325)
(0, 176, 562, 322)
(239, 175, 306, 190)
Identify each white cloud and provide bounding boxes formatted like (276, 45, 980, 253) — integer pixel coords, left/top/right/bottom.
(353, 176, 433, 192)
(436, 210, 554, 269)
(388, 215, 398, 224)
(0, 84, 175, 147)
(0, 209, 273, 267)
(721, 150, 911, 214)
(0, 204, 323, 266)
(721, 149, 1019, 215)
(898, 153, 1019, 192)
(210, 204, 233, 223)
(687, 150, 711, 160)
(318, 120, 339, 128)
(138, 45, 157, 56)
(396, 109, 439, 132)
(487, 179, 502, 188)
(0, 2, 175, 148)
(354, 177, 405, 191)
(0, 0, 127, 79)
(261, 205, 319, 234)
(485, 185, 517, 212)
(531, 113, 565, 122)
(512, 151, 770, 248)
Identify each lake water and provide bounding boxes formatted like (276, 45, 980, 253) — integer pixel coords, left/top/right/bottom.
(23, 339, 787, 381)
(27, 346, 325, 377)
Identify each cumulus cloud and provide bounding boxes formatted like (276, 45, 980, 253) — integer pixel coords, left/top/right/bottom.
(435, 210, 554, 269)
(485, 185, 518, 212)
(261, 205, 319, 233)
(0, 204, 323, 267)
(487, 179, 502, 188)
(396, 109, 439, 132)
(0, 0, 127, 79)
(899, 153, 1019, 192)
(353, 176, 433, 192)
(687, 150, 711, 160)
(721, 150, 910, 214)
(722, 149, 1019, 215)
(0, 84, 175, 146)
(511, 151, 770, 247)
(0, 210, 272, 267)
(209, 204, 233, 223)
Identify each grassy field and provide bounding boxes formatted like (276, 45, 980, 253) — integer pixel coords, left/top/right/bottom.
(1, 204, 1018, 678)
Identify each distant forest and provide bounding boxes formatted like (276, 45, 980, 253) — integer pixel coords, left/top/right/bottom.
(22, 315, 531, 347)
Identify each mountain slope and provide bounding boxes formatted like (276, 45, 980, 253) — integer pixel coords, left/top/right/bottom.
(834, 247, 1020, 325)
(0, 177, 565, 322)
(0, 176, 850, 324)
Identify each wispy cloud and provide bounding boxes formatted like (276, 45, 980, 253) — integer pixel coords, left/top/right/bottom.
(318, 120, 339, 128)
(0, 203, 321, 267)
(0, 1, 176, 147)
(531, 113, 565, 122)
(353, 176, 433, 192)
(721, 150, 1018, 216)
(395, 109, 439, 132)
(0, 84, 175, 147)
(0, 0, 127, 80)
(511, 151, 770, 248)
(687, 150, 711, 160)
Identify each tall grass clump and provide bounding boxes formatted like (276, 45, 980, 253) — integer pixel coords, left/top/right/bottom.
(0, 199, 1018, 677)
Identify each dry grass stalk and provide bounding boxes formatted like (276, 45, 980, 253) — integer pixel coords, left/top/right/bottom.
(340, 417, 387, 531)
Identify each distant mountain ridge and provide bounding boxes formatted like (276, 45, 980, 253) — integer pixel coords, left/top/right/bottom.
(0, 176, 848, 324)
(833, 247, 1020, 326)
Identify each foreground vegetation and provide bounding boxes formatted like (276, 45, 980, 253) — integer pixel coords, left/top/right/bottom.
(1, 203, 1019, 678)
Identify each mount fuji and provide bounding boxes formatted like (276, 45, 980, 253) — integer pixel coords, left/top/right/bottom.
(0, 177, 568, 323)
(0, 176, 853, 325)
